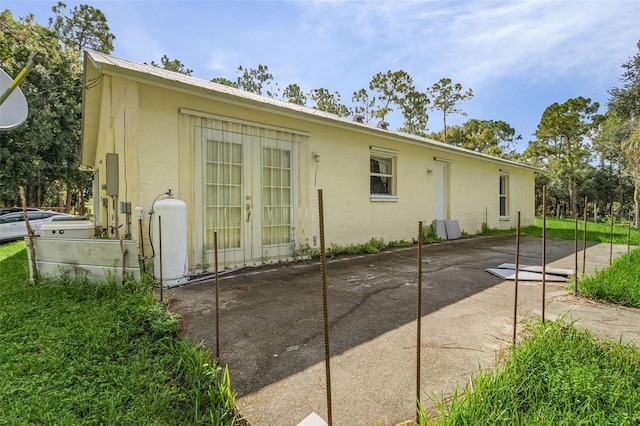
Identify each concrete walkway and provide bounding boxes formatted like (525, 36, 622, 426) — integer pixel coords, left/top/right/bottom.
(167, 237, 639, 425)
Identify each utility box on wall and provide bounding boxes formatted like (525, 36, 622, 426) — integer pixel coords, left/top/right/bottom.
(105, 153, 119, 196)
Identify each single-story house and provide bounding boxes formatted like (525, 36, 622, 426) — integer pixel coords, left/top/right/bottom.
(81, 50, 536, 275)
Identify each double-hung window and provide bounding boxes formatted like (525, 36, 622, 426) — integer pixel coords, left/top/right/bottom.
(370, 146, 397, 200)
(499, 174, 509, 218)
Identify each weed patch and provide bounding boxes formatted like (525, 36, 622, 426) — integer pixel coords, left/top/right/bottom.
(423, 319, 640, 424)
(577, 248, 640, 308)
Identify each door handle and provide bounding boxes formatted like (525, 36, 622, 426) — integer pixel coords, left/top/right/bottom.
(246, 203, 251, 223)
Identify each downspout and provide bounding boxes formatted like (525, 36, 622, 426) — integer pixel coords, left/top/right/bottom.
(108, 75, 118, 234)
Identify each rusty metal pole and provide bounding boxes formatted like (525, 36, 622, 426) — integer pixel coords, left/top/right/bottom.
(542, 186, 547, 324)
(513, 212, 521, 344)
(582, 197, 588, 275)
(416, 221, 423, 421)
(317, 189, 333, 426)
(159, 215, 164, 302)
(574, 214, 579, 295)
(214, 229, 220, 359)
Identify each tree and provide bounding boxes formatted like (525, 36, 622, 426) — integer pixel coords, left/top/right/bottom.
(624, 126, 640, 172)
(352, 88, 376, 123)
(398, 91, 429, 136)
(50, 1, 114, 53)
(308, 88, 351, 116)
(236, 64, 278, 97)
(210, 77, 237, 87)
(426, 119, 520, 157)
(608, 41, 640, 120)
(608, 40, 640, 172)
(369, 70, 415, 122)
(427, 78, 473, 143)
(150, 55, 192, 75)
(606, 40, 640, 225)
(0, 7, 110, 212)
(0, 14, 43, 206)
(283, 83, 307, 106)
(49, 3, 114, 213)
(591, 113, 635, 217)
(592, 113, 631, 165)
(460, 119, 520, 156)
(525, 97, 600, 216)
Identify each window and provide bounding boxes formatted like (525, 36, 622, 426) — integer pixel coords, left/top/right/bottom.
(370, 154, 395, 198)
(499, 175, 509, 217)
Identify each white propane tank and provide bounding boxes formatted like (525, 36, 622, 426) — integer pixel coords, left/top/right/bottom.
(152, 194, 188, 287)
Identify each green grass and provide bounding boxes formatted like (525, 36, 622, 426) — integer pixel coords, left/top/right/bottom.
(423, 319, 640, 425)
(577, 248, 640, 308)
(0, 241, 241, 425)
(482, 216, 640, 246)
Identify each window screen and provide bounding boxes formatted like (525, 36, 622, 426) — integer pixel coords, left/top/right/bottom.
(370, 155, 394, 196)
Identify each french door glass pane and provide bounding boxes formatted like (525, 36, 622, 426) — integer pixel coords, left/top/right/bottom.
(205, 138, 243, 250)
(262, 146, 292, 246)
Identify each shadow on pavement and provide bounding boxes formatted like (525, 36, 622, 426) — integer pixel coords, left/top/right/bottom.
(167, 236, 585, 397)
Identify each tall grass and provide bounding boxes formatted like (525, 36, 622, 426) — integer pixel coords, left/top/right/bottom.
(577, 248, 640, 308)
(424, 319, 640, 425)
(0, 241, 241, 425)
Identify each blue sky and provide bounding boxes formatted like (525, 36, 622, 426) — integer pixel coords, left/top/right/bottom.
(4, 0, 639, 152)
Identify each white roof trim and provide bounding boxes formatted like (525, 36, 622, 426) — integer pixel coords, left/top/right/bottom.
(85, 50, 538, 172)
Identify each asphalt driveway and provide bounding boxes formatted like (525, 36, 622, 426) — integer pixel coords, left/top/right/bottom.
(167, 236, 637, 425)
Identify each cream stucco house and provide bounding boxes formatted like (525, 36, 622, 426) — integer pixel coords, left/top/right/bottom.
(81, 50, 536, 273)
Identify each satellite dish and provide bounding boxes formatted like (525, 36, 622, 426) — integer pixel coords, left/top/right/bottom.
(0, 68, 29, 131)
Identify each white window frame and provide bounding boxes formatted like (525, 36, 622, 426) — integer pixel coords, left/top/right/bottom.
(370, 146, 397, 201)
(499, 174, 509, 219)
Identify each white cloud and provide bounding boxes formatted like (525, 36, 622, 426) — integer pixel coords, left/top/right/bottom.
(290, 0, 637, 93)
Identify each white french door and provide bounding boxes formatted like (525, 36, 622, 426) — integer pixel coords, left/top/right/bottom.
(195, 119, 300, 269)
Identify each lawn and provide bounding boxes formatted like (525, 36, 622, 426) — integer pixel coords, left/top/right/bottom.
(0, 241, 241, 425)
(485, 216, 640, 246)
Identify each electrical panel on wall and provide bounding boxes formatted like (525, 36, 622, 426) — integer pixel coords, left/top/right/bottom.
(105, 153, 119, 196)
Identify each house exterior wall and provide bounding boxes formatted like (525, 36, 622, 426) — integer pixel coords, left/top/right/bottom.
(83, 57, 535, 274)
